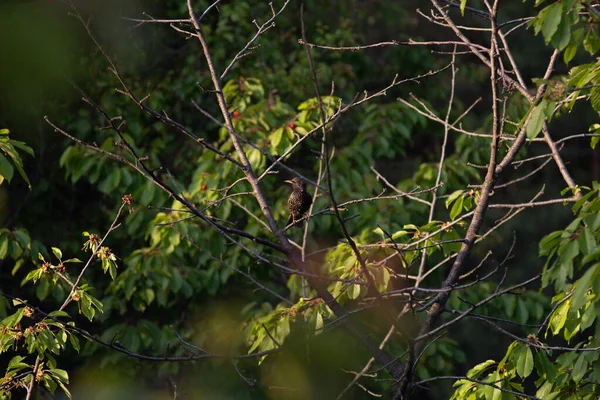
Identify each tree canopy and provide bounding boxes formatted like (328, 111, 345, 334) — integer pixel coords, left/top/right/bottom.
(3, 1, 600, 399)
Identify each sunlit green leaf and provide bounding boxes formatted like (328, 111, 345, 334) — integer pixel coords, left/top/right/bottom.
(527, 102, 546, 139)
(51, 247, 63, 260)
(515, 344, 534, 378)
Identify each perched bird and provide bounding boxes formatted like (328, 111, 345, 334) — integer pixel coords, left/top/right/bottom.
(285, 177, 312, 228)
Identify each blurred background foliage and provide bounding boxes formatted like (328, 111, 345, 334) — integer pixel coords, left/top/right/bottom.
(1, 0, 600, 399)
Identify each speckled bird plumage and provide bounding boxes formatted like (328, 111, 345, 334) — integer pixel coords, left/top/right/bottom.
(285, 177, 312, 228)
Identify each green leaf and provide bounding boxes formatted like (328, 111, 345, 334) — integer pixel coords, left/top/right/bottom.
(8, 355, 29, 371)
(247, 148, 263, 171)
(139, 180, 155, 204)
(578, 226, 596, 256)
(314, 311, 324, 334)
(564, 28, 584, 64)
(539, 231, 562, 256)
(460, 0, 467, 16)
(57, 379, 71, 398)
(450, 195, 464, 221)
(48, 310, 70, 318)
(560, 237, 580, 261)
(516, 299, 529, 324)
(563, 309, 580, 342)
(81, 304, 94, 321)
(541, 3, 562, 44)
(23, 267, 43, 284)
(549, 300, 569, 336)
(36, 278, 49, 300)
(572, 353, 587, 383)
(583, 30, 600, 55)
(271, 127, 284, 150)
(550, 13, 570, 51)
(101, 257, 110, 274)
(48, 369, 69, 383)
(571, 264, 598, 310)
(466, 359, 495, 379)
(102, 168, 122, 193)
(498, 341, 518, 370)
(515, 344, 534, 378)
(69, 333, 80, 352)
(445, 190, 464, 208)
(144, 288, 155, 305)
(248, 332, 265, 354)
(535, 350, 556, 381)
(276, 316, 290, 343)
(527, 102, 546, 139)
(0, 152, 14, 183)
(43, 374, 58, 394)
(572, 189, 596, 214)
(491, 386, 502, 400)
(372, 227, 385, 239)
(348, 284, 361, 300)
(88, 293, 103, 311)
(12, 229, 30, 249)
(79, 293, 97, 321)
(109, 260, 117, 280)
(0, 235, 8, 259)
(10, 140, 34, 157)
(51, 247, 63, 260)
(9, 154, 31, 189)
(391, 230, 409, 240)
(591, 86, 600, 114)
(580, 300, 596, 330)
(535, 381, 556, 400)
(2, 307, 25, 328)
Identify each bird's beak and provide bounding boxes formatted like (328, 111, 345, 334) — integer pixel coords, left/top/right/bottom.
(284, 180, 293, 184)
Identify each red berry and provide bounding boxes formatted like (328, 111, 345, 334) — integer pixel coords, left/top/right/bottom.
(289, 123, 296, 129)
(233, 111, 239, 118)
(201, 184, 207, 190)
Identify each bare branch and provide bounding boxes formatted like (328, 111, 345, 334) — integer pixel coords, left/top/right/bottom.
(221, 1, 292, 80)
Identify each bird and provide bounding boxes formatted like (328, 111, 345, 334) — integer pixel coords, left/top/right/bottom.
(285, 177, 312, 228)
